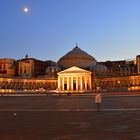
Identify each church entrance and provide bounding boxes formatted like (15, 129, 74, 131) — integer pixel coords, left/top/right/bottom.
(73, 79, 76, 90)
(64, 83, 67, 90)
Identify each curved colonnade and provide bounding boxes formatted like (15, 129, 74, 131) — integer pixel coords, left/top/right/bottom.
(96, 75, 140, 92)
(0, 78, 57, 91)
(0, 75, 140, 93)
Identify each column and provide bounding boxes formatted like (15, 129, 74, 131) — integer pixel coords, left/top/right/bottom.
(62, 77, 64, 90)
(89, 76, 92, 89)
(18, 63, 20, 76)
(80, 77, 83, 90)
(85, 77, 87, 90)
(71, 77, 73, 90)
(67, 77, 69, 90)
(76, 77, 78, 90)
(21, 63, 23, 75)
(58, 77, 60, 89)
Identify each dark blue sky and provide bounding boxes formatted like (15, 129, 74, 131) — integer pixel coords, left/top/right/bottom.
(0, 0, 140, 62)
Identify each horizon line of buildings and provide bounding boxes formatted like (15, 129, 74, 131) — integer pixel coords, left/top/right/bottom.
(1, 46, 140, 93)
(0, 54, 140, 78)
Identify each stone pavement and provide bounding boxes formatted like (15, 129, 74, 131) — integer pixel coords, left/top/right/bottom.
(0, 95, 140, 140)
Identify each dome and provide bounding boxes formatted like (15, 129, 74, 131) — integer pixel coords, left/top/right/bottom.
(58, 46, 97, 69)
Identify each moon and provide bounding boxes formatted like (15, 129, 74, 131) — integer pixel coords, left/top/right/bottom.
(24, 7, 28, 13)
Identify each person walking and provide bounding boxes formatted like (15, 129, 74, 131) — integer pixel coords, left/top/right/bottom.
(95, 86, 102, 111)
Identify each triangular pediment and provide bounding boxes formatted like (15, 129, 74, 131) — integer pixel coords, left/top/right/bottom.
(58, 66, 91, 75)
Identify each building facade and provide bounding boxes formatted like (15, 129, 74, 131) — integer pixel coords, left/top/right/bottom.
(99, 60, 137, 77)
(0, 45, 140, 93)
(136, 55, 140, 74)
(58, 66, 92, 91)
(0, 58, 16, 77)
(17, 55, 47, 78)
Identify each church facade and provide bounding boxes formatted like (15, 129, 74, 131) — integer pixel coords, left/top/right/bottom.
(0, 45, 140, 93)
(58, 66, 92, 91)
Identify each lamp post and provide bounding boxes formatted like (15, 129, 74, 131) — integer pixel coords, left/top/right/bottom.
(118, 80, 120, 92)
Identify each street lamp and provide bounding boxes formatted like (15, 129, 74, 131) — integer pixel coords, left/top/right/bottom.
(118, 80, 120, 87)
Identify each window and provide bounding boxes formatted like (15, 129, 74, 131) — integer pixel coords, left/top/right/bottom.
(24, 65, 26, 74)
(3, 64, 6, 69)
(20, 65, 22, 74)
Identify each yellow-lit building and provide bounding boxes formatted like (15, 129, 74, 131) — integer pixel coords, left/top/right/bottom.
(0, 58, 16, 77)
(0, 46, 140, 93)
(17, 55, 46, 78)
(136, 55, 140, 74)
(58, 66, 92, 91)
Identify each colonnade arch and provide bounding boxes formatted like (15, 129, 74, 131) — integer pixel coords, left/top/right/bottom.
(1, 73, 140, 93)
(0, 78, 57, 90)
(96, 75, 140, 92)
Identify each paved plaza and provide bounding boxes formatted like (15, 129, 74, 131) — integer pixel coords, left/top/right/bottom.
(0, 94, 140, 140)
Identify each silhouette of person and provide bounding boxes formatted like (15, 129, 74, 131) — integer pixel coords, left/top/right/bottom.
(95, 86, 102, 111)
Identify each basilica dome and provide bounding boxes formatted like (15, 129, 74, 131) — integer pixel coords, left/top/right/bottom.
(57, 46, 97, 69)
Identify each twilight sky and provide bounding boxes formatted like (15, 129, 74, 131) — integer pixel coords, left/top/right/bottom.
(0, 0, 140, 62)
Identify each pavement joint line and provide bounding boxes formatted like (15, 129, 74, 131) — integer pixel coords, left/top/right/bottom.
(1, 93, 140, 97)
(0, 108, 140, 112)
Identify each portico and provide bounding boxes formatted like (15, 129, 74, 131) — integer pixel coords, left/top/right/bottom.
(57, 66, 92, 91)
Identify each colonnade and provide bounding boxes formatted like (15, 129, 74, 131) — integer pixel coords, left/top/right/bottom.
(96, 75, 140, 92)
(0, 78, 57, 90)
(58, 76, 92, 91)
